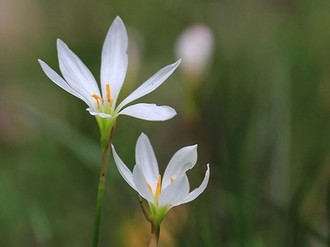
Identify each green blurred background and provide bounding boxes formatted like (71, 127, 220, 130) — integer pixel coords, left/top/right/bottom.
(1, 0, 330, 246)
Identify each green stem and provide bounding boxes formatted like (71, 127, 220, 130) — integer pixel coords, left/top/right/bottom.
(139, 197, 162, 247)
(92, 126, 115, 247)
(147, 223, 160, 247)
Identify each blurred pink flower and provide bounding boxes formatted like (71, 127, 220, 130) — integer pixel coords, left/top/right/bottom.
(176, 24, 214, 82)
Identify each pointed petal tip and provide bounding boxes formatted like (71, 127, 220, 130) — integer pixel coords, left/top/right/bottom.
(166, 59, 181, 73)
(172, 59, 181, 68)
(112, 15, 125, 28)
(115, 16, 123, 22)
(138, 132, 150, 145)
(161, 106, 177, 121)
(160, 106, 177, 121)
(205, 163, 211, 179)
(56, 38, 63, 45)
(162, 105, 177, 119)
(56, 39, 69, 50)
(38, 59, 47, 70)
(139, 132, 147, 139)
(38, 59, 48, 67)
(56, 39, 64, 50)
(188, 144, 198, 151)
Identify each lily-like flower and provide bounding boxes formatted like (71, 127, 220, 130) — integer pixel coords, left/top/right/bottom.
(112, 133, 210, 224)
(38, 16, 180, 125)
(176, 24, 214, 83)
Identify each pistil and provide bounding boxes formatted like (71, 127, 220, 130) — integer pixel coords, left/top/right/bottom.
(155, 175, 162, 199)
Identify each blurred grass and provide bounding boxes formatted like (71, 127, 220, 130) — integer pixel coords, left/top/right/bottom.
(1, 0, 330, 246)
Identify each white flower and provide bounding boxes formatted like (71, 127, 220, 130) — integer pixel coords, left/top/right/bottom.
(112, 133, 210, 223)
(38, 16, 180, 121)
(176, 24, 214, 82)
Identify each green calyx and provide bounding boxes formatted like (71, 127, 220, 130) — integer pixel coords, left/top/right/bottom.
(148, 203, 169, 225)
(95, 116, 117, 149)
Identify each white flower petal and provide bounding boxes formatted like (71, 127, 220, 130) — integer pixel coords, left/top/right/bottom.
(118, 103, 176, 121)
(38, 59, 89, 104)
(162, 145, 197, 188)
(180, 164, 210, 205)
(87, 108, 112, 118)
(57, 39, 100, 104)
(117, 59, 181, 111)
(159, 175, 190, 208)
(111, 144, 136, 190)
(101, 16, 128, 106)
(135, 133, 159, 187)
(133, 165, 154, 203)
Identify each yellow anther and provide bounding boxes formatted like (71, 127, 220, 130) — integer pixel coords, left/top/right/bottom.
(147, 183, 153, 194)
(147, 175, 162, 202)
(91, 94, 104, 109)
(170, 177, 174, 183)
(105, 84, 113, 106)
(155, 175, 162, 199)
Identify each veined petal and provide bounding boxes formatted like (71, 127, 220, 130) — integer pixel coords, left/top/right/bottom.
(135, 133, 159, 187)
(117, 59, 181, 111)
(162, 145, 198, 188)
(133, 165, 154, 203)
(118, 103, 176, 121)
(38, 59, 89, 104)
(180, 164, 210, 205)
(111, 145, 136, 190)
(159, 175, 190, 208)
(57, 39, 100, 104)
(101, 16, 128, 106)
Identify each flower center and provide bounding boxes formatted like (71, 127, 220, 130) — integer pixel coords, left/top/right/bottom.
(147, 175, 162, 202)
(146, 176, 175, 205)
(91, 83, 113, 111)
(91, 94, 104, 109)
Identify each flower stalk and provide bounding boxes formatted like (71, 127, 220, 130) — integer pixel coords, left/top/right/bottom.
(147, 223, 160, 247)
(93, 122, 116, 247)
(139, 197, 160, 247)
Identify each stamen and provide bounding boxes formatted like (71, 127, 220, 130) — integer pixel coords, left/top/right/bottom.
(155, 175, 162, 199)
(170, 177, 174, 183)
(147, 183, 153, 194)
(105, 84, 113, 106)
(91, 94, 104, 109)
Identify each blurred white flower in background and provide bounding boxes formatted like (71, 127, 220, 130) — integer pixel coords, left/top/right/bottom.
(176, 24, 214, 84)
